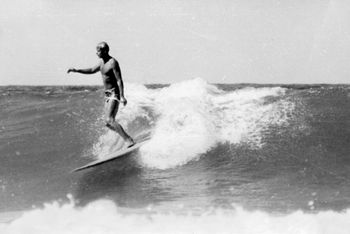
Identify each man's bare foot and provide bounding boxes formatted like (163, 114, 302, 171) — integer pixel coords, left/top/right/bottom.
(127, 138, 135, 148)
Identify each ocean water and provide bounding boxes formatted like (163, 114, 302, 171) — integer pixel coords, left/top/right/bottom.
(0, 78, 349, 233)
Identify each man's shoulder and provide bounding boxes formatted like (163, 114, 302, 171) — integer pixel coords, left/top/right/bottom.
(109, 57, 118, 63)
(109, 57, 119, 67)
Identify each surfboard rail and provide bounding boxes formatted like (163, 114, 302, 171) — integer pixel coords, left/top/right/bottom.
(72, 138, 149, 172)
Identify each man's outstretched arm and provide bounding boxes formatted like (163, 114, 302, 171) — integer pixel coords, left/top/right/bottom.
(67, 63, 100, 74)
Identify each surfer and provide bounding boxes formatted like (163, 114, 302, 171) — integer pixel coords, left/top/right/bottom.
(67, 42, 135, 148)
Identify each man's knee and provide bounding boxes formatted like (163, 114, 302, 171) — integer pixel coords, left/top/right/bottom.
(105, 119, 121, 129)
(105, 118, 114, 127)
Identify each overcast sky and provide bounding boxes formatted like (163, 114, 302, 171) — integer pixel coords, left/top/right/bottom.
(0, 0, 349, 85)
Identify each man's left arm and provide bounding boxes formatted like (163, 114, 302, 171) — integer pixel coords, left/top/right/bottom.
(112, 61, 127, 105)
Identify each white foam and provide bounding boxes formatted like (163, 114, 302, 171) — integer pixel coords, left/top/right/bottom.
(213, 86, 293, 146)
(139, 78, 293, 169)
(1, 199, 350, 234)
(140, 78, 220, 169)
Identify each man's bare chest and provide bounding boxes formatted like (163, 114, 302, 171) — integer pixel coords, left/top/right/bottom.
(100, 63, 113, 75)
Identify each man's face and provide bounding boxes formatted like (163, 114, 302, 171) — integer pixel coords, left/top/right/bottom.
(96, 47, 103, 58)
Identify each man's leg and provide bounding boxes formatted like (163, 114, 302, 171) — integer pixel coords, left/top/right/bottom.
(105, 99, 135, 147)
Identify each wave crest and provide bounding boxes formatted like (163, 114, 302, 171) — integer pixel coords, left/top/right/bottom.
(139, 78, 293, 169)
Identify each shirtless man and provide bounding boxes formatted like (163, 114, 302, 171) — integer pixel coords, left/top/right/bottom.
(67, 42, 135, 147)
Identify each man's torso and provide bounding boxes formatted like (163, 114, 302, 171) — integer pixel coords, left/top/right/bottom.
(100, 57, 120, 91)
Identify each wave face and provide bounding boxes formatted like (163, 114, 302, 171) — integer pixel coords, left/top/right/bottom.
(0, 79, 349, 232)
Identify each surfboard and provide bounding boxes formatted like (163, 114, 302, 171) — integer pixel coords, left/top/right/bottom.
(73, 138, 149, 172)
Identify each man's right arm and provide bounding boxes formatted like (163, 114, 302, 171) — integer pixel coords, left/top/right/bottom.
(67, 62, 100, 74)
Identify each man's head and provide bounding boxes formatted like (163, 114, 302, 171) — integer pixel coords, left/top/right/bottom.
(96, 42, 109, 58)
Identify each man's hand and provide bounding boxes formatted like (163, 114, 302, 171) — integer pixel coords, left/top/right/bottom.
(120, 96, 127, 106)
(67, 68, 76, 73)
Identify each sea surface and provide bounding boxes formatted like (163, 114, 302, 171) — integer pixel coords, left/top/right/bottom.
(0, 78, 349, 233)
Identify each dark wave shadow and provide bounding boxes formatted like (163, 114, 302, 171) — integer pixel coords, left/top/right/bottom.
(73, 151, 171, 209)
